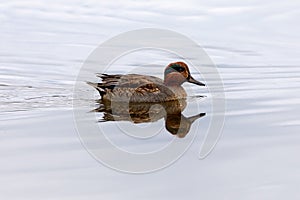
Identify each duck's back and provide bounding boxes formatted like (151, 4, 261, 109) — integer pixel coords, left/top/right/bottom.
(88, 74, 186, 102)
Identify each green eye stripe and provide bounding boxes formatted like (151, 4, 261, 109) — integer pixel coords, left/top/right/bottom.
(170, 64, 185, 72)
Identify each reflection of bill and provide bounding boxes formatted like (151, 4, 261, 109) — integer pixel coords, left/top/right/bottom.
(92, 99, 206, 138)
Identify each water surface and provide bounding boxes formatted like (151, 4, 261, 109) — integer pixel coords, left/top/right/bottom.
(1, 0, 300, 199)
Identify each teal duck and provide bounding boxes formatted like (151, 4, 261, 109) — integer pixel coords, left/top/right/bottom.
(88, 61, 205, 103)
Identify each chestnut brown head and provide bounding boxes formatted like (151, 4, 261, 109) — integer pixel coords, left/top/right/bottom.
(164, 62, 205, 87)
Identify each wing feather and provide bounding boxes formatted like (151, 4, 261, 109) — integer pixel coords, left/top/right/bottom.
(88, 74, 179, 102)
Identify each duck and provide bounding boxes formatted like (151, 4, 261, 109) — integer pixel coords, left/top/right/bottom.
(87, 61, 205, 103)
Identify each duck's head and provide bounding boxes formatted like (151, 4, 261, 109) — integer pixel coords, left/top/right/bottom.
(164, 62, 205, 87)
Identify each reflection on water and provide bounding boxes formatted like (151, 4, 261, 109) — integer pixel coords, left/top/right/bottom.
(93, 98, 206, 138)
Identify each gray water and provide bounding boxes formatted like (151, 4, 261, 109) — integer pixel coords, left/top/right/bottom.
(1, 0, 300, 199)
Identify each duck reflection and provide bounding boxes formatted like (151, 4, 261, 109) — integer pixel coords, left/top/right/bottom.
(93, 99, 205, 138)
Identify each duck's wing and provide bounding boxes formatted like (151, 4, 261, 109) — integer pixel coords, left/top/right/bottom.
(98, 73, 163, 88)
(88, 74, 165, 98)
(117, 75, 178, 102)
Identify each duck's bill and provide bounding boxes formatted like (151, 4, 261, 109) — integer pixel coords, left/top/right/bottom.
(188, 76, 205, 86)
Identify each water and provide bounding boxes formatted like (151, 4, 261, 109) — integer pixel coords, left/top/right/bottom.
(1, 0, 300, 199)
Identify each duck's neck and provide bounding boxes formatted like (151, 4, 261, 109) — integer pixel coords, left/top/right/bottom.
(164, 73, 186, 87)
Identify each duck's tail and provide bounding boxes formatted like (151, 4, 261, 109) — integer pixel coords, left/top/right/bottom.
(86, 81, 106, 96)
(86, 81, 98, 88)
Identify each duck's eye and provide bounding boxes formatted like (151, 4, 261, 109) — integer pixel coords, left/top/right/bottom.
(172, 65, 185, 72)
